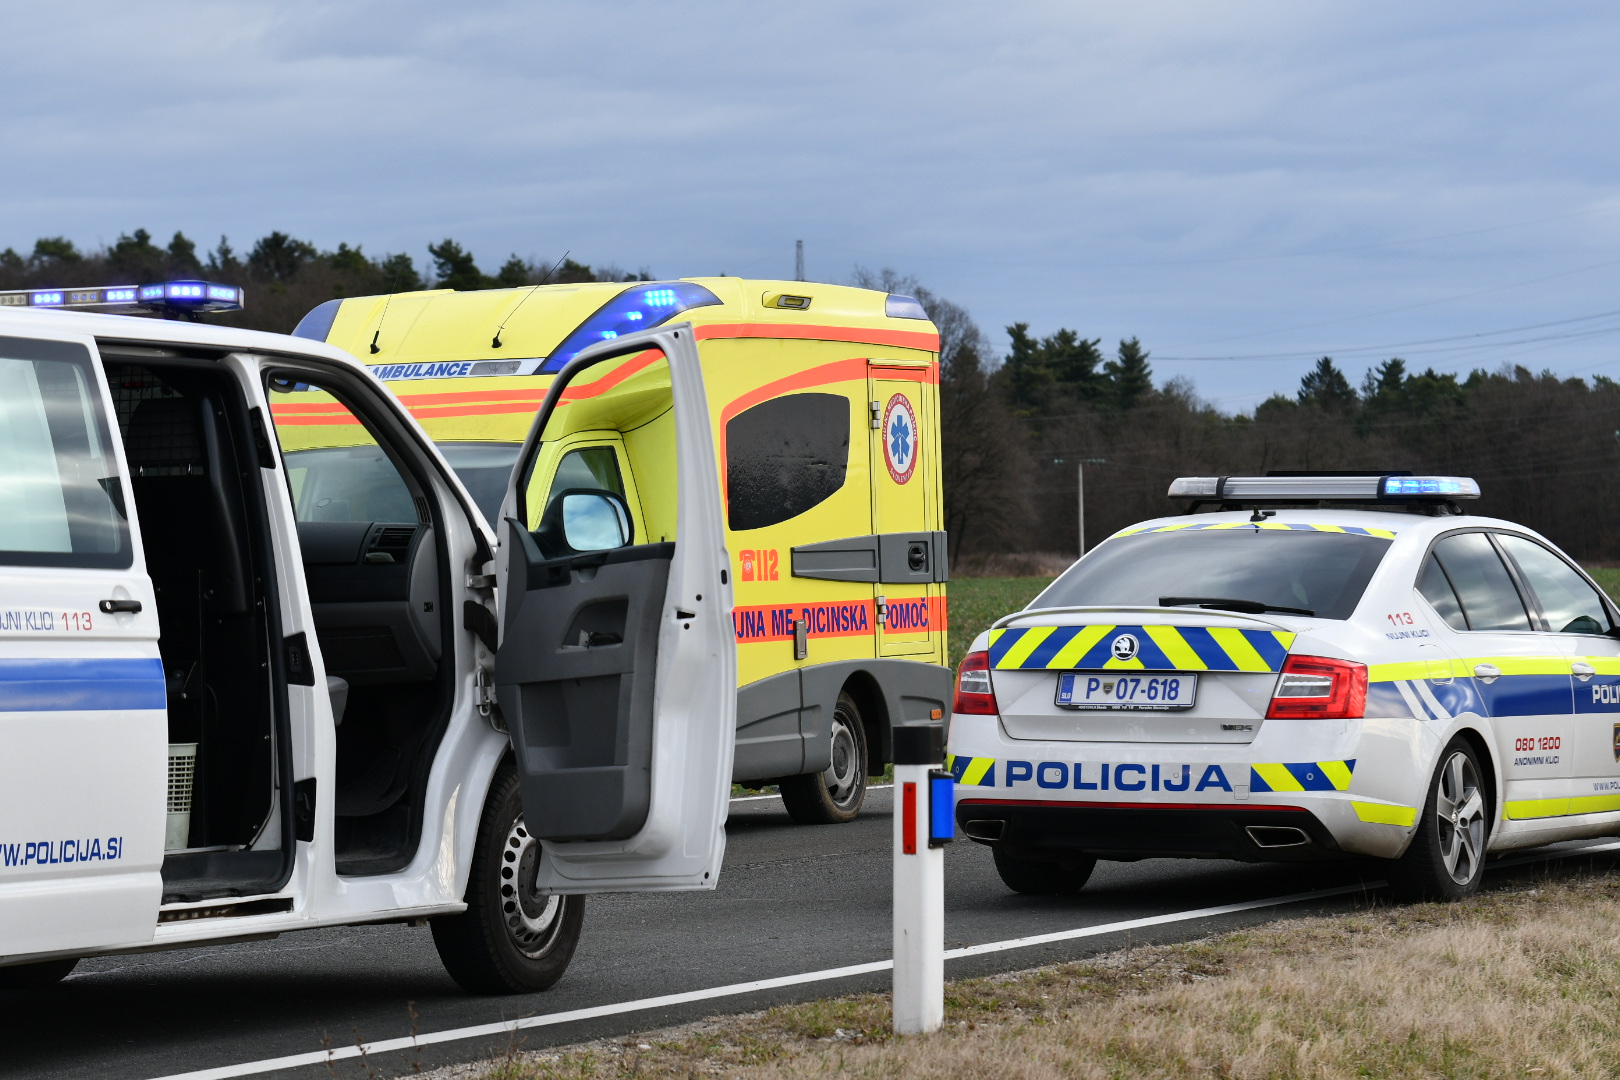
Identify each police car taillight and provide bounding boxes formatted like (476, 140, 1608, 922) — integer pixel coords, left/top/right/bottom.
(1266, 655, 1367, 720)
(953, 651, 997, 715)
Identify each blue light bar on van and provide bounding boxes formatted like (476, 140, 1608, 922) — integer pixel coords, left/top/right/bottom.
(0, 281, 244, 315)
(1168, 474, 1480, 501)
(885, 294, 929, 320)
(539, 282, 722, 374)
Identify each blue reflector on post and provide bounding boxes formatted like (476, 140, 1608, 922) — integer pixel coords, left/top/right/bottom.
(928, 770, 954, 847)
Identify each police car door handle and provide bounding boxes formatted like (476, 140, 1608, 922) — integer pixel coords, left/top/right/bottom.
(1572, 660, 1596, 681)
(1473, 663, 1501, 684)
(99, 598, 142, 614)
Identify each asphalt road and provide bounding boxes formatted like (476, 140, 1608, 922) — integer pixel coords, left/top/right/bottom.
(5, 788, 1614, 1080)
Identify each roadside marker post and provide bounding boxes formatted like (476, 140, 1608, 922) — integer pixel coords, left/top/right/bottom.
(892, 724, 951, 1035)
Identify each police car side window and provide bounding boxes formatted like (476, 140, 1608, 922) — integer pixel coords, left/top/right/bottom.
(0, 336, 129, 567)
(726, 393, 849, 531)
(1416, 555, 1468, 632)
(1430, 532, 1533, 632)
(1496, 534, 1612, 635)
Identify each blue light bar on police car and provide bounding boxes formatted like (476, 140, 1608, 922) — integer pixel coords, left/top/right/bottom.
(539, 281, 722, 374)
(0, 280, 244, 316)
(1168, 474, 1480, 501)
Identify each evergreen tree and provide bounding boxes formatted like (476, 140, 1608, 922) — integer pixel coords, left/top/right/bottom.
(1104, 337, 1153, 409)
(1297, 356, 1357, 412)
(31, 237, 81, 267)
(427, 239, 487, 291)
(378, 252, 423, 292)
(107, 229, 167, 282)
(247, 231, 317, 283)
(495, 255, 531, 288)
(166, 232, 202, 277)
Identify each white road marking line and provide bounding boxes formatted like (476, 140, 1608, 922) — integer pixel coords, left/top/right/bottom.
(144, 882, 1372, 1080)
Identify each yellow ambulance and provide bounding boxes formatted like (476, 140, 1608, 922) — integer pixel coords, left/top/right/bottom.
(288, 279, 950, 822)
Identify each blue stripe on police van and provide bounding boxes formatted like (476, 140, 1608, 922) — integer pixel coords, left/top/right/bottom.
(0, 658, 166, 712)
(1478, 674, 1572, 718)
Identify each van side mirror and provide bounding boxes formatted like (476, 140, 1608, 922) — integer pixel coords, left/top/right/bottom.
(536, 488, 634, 556)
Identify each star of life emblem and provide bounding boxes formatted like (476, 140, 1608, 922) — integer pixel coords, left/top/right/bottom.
(882, 393, 918, 485)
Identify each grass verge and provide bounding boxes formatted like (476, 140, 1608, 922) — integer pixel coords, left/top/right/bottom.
(438, 867, 1620, 1080)
(946, 576, 1054, 669)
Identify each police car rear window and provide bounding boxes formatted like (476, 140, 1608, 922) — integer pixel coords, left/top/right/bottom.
(1034, 527, 1392, 621)
(0, 336, 130, 568)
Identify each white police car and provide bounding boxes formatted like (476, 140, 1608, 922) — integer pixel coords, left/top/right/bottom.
(948, 474, 1620, 900)
(0, 289, 735, 989)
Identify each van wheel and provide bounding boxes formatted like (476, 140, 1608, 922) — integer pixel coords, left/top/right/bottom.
(1388, 739, 1489, 902)
(431, 764, 586, 994)
(780, 692, 868, 824)
(0, 958, 77, 988)
(992, 848, 1096, 895)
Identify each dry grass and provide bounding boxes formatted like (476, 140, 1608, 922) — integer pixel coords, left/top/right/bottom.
(435, 870, 1620, 1079)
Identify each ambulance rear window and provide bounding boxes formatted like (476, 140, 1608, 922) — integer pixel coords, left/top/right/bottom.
(0, 336, 130, 567)
(726, 393, 849, 531)
(1035, 527, 1392, 621)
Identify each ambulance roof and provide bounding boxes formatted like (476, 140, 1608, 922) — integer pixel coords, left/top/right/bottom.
(298, 278, 940, 371)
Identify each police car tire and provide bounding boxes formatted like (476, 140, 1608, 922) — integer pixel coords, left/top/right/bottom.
(430, 764, 585, 995)
(1388, 739, 1489, 903)
(991, 848, 1096, 895)
(779, 692, 868, 824)
(0, 958, 78, 988)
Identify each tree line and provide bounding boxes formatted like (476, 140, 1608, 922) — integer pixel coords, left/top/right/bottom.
(7, 231, 1618, 562)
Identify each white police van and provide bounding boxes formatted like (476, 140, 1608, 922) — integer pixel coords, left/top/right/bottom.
(949, 474, 1620, 900)
(0, 285, 735, 991)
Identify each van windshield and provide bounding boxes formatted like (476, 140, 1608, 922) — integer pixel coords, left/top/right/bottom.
(439, 442, 521, 526)
(1034, 527, 1393, 621)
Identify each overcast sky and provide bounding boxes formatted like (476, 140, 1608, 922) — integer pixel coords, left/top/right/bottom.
(4, 2, 1619, 408)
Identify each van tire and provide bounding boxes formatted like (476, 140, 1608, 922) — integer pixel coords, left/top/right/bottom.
(0, 958, 77, 988)
(992, 848, 1096, 895)
(780, 692, 868, 824)
(1388, 738, 1489, 902)
(430, 764, 585, 994)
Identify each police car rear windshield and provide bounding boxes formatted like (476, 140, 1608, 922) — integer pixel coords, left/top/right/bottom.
(1033, 528, 1392, 621)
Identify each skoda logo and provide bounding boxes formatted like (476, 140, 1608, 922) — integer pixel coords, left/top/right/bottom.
(1111, 633, 1140, 662)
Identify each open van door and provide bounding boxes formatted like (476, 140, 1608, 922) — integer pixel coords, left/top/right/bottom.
(0, 329, 165, 963)
(494, 324, 735, 892)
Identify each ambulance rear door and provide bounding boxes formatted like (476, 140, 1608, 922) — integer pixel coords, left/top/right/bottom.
(868, 363, 942, 657)
(494, 325, 735, 892)
(0, 328, 166, 959)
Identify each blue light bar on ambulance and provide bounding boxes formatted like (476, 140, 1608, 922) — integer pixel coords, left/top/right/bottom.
(539, 282, 722, 374)
(1168, 474, 1480, 502)
(0, 280, 244, 316)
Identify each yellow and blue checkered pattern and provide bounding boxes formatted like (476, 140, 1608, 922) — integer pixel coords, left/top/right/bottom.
(1113, 521, 1397, 539)
(946, 755, 1355, 792)
(987, 624, 1296, 672)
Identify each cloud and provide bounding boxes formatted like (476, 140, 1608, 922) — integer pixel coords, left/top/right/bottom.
(3, 1, 1619, 404)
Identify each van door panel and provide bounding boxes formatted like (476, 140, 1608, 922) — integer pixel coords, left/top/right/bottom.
(0, 331, 165, 959)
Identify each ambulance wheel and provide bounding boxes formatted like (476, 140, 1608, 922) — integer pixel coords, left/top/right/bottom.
(0, 958, 77, 988)
(780, 693, 868, 824)
(1388, 739, 1488, 902)
(430, 765, 585, 994)
(992, 848, 1096, 895)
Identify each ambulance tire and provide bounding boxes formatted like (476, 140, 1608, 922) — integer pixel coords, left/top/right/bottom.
(1388, 738, 1489, 902)
(780, 692, 868, 824)
(430, 764, 586, 995)
(991, 848, 1096, 895)
(0, 958, 78, 988)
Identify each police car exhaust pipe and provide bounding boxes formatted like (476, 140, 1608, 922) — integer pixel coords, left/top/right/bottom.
(1246, 825, 1312, 849)
(893, 724, 952, 1036)
(962, 819, 1005, 841)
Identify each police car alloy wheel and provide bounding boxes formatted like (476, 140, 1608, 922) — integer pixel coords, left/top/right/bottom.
(1390, 739, 1489, 901)
(780, 692, 869, 824)
(430, 764, 585, 994)
(0, 958, 78, 989)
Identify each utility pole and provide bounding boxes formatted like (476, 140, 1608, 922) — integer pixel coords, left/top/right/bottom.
(1077, 458, 1106, 558)
(795, 240, 804, 282)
